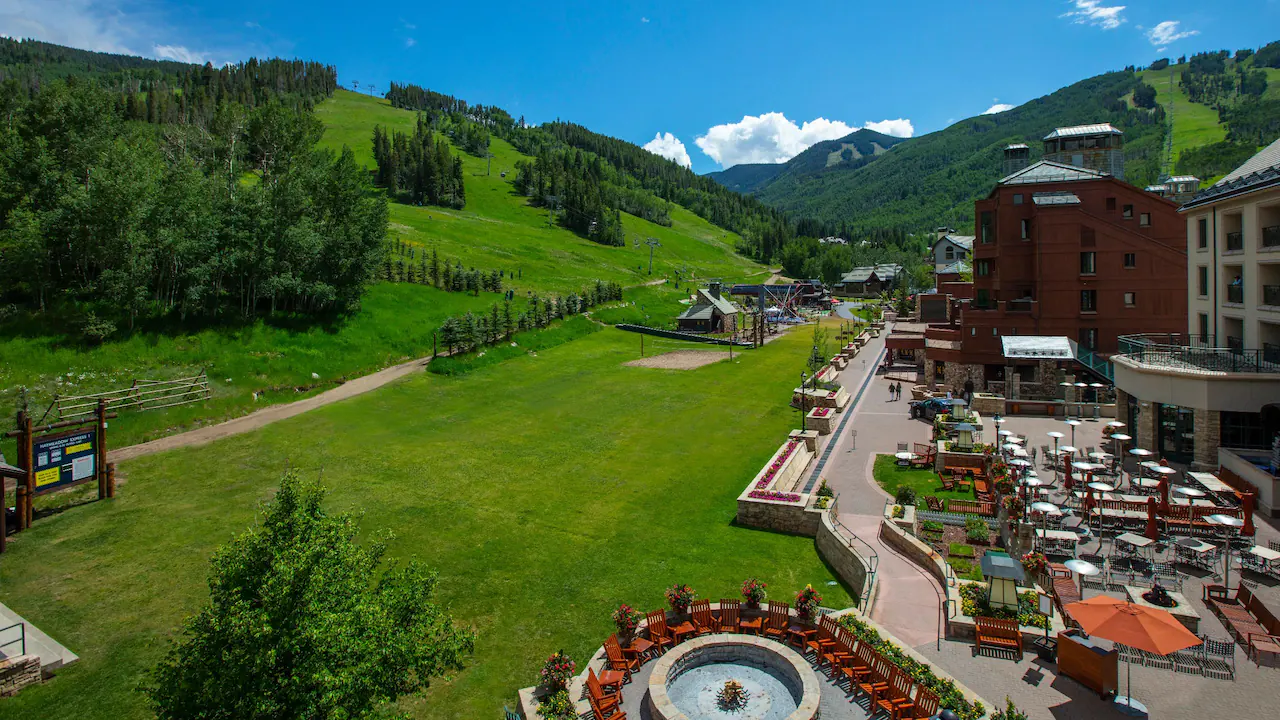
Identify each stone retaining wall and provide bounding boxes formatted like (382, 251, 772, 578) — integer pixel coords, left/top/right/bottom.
(815, 510, 873, 608)
(0, 655, 40, 697)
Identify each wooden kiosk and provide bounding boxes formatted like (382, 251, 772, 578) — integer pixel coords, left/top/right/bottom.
(1057, 628, 1118, 698)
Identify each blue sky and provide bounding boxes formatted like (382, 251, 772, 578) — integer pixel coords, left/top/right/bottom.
(4, 1, 1278, 173)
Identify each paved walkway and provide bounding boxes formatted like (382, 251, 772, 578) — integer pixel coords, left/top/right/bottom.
(808, 322, 948, 648)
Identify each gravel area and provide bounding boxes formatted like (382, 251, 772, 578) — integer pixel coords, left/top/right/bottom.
(625, 350, 732, 370)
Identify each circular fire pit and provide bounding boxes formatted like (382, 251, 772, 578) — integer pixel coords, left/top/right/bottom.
(1142, 585, 1178, 608)
(647, 634, 820, 720)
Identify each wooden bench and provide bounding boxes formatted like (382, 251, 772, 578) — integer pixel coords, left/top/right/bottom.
(975, 616, 1022, 659)
(948, 500, 995, 517)
(1203, 584, 1280, 666)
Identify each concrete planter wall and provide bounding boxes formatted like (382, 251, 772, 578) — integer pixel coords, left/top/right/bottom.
(806, 408, 836, 435)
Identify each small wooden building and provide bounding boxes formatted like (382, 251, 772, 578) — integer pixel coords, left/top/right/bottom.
(676, 282, 741, 333)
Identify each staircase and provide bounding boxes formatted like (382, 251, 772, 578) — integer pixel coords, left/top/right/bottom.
(1067, 339, 1114, 383)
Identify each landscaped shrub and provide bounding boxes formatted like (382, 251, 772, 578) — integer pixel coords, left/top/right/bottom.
(537, 689, 577, 720)
(964, 517, 988, 544)
(894, 486, 917, 506)
(1020, 552, 1047, 576)
(665, 584, 695, 613)
(539, 650, 575, 692)
(836, 614, 985, 720)
(741, 578, 768, 608)
(816, 479, 834, 498)
(991, 696, 1030, 720)
(958, 583, 1049, 630)
(921, 520, 944, 534)
(892, 505, 905, 519)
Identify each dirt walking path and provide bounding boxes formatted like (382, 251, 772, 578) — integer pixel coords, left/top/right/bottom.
(108, 354, 436, 463)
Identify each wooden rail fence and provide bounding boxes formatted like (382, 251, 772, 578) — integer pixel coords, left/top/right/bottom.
(55, 370, 211, 420)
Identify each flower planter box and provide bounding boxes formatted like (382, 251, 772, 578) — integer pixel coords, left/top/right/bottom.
(840, 343, 859, 358)
(806, 407, 835, 435)
(830, 355, 848, 370)
(884, 503, 916, 532)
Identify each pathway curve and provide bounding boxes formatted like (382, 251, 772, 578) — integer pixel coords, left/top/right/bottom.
(108, 354, 439, 463)
(813, 323, 947, 648)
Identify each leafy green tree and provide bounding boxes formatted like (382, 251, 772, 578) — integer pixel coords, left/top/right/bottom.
(145, 472, 473, 720)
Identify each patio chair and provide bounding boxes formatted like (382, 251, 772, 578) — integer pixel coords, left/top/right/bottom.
(1086, 445, 1096, 456)
(645, 610, 674, 653)
(588, 692, 627, 720)
(603, 634, 640, 682)
(837, 632, 871, 691)
(939, 472, 955, 491)
(762, 601, 790, 643)
(504, 706, 520, 720)
(1200, 635, 1236, 680)
(1270, 540, 1280, 553)
(716, 599, 741, 634)
(924, 495, 944, 512)
(856, 652, 892, 707)
(804, 615, 845, 670)
(690, 599, 716, 636)
(1040, 445, 1053, 468)
(587, 667, 622, 712)
(875, 666, 916, 720)
(902, 686, 941, 720)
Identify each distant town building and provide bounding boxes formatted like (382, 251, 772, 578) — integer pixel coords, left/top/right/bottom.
(831, 263, 905, 298)
(675, 282, 741, 333)
(1002, 143, 1031, 177)
(1113, 137, 1280, 482)
(1145, 175, 1202, 205)
(931, 229, 974, 272)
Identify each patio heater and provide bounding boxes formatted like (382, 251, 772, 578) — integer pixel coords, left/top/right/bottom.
(980, 553, 1026, 611)
(1065, 418, 1082, 449)
(1110, 433, 1131, 487)
(1031, 501, 1061, 554)
(1208, 514, 1244, 589)
(1048, 431, 1064, 481)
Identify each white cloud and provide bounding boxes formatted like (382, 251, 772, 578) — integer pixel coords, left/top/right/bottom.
(405, 37, 416, 48)
(862, 118, 914, 138)
(695, 112, 914, 167)
(1061, 0, 1126, 30)
(0, 1, 231, 66)
(983, 103, 1015, 115)
(154, 44, 212, 65)
(642, 132, 692, 168)
(1146, 20, 1198, 48)
(641, 16, 650, 23)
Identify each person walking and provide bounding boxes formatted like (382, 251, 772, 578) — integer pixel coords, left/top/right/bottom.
(889, 384, 896, 402)
(895, 381, 903, 401)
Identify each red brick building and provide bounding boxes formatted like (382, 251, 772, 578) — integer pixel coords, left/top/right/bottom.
(920, 129, 1188, 397)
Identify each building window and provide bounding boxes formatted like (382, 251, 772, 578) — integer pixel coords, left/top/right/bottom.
(1013, 194, 1023, 205)
(944, 246, 954, 259)
(1079, 327, 1098, 350)
(1198, 218, 1208, 249)
(1198, 266, 1208, 297)
(975, 259, 992, 277)
(1080, 252, 1097, 275)
(1124, 292, 1136, 307)
(1106, 197, 1117, 212)
(980, 212, 993, 243)
(1123, 204, 1134, 219)
(975, 289, 991, 309)
(1020, 219, 1031, 239)
(1140, 212, 1151, 227)
(1123, 252, 1136, 268)
(1198, 313, 1209, 339)
(1222, 411, 1275, 450)
(1081, 289, 1097, 312)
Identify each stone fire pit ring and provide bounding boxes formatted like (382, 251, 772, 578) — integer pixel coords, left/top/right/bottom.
(646, 633, 820, 720)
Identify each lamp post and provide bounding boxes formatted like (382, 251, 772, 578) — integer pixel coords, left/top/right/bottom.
(1209, 514, 1244, 588)
(800, 371, 808, 432)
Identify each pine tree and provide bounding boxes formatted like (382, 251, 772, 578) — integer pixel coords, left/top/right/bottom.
(441, 259, 452, 290)
(502, 301, 514, 338)
(489, 304, 501, 342)
(429, 248, 440, 287)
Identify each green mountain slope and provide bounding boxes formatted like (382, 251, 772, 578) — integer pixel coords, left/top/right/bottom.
(753, 71, 1166, 231)
(317, 90, 765, 295)
(706, 162, 786, 193)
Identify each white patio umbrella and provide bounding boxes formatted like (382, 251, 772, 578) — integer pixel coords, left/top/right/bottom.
(1047, 431, 1065, 439)
(1208, 514, 1245, 588)
(1106, 421, 1127, 429)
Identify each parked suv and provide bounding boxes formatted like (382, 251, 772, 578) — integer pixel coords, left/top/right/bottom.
(908, 397, 952, 421)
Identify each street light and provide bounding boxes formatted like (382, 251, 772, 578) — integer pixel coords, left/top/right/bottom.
(800, 371, 809, 432)
(1208, 514, 1244, 588)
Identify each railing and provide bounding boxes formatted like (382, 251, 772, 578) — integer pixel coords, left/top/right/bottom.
(1116, 333, 1280, 374)
(1226, 231, 1244, 252)
(0, 622, 24, 658)
(1263, 225, 1280, 248)
(1067, 338, 1114, 383)
(1227, 285, 1244, 304)
(831, 509, 879, 611)
(1264, 285, 1280, 306)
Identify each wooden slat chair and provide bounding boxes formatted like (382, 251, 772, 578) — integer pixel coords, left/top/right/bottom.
(805, 615, 846, 671)
(902, 686, 941, 720)
(876, 666, 917, 720)
(588, 692, 627, 720)
(646, 610, 675, 654)
(716, 599, 741, 634)
(762, 601, 791, 643)
(837, 630, 870, 691)
(924, 495, 944, 512)
(939, 472, 956, 491)
(856, 651, 892, 708)
(604, 634, 640, 682)
(690, 599, 716, 636)
(587, 667, 622, 713)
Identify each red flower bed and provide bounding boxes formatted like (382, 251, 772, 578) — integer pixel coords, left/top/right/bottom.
(748, 489, 801, 502)
(755, 439, 801, 489)
(811, 407, 832, 418)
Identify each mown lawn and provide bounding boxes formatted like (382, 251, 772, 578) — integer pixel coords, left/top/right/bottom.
(872, 453, 971, 505)
(0, 327, 850, 720)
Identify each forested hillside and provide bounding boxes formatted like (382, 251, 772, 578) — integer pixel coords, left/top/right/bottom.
(707, 128, 907, 194)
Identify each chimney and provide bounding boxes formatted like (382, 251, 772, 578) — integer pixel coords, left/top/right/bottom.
(709, 281, 722, 299)
(1002, 144, 1031, 176)
(935, 227, 954, 242)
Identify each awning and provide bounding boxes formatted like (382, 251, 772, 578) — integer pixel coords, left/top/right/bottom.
(1002, 336, 1073, 360)
(885, 334, 925, 351)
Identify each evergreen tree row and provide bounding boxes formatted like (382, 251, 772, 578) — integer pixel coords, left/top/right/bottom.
(0, 80, 386, 330)
(371, 117, 466, 208)
(380, 242, 507, 295)
(438, 281, 623, 354)
(0, 38, 337, 128)
(512, 148, 626, 246)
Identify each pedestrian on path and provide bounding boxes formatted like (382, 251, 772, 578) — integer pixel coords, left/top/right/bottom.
(895, 381, 903, 401)
(889, 384, 895, 402)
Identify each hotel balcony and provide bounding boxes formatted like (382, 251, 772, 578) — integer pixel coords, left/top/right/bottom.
(1112, 333, 1280, 416)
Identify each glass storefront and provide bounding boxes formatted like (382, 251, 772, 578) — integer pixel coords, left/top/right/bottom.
(1157, 403, 1195, 463)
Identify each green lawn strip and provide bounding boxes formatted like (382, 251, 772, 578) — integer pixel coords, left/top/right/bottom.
(0, 327, 850, 720)
(947, 542, 975, 558)
(871, 454, 971, 505)
(1138, 65, 1227, 163)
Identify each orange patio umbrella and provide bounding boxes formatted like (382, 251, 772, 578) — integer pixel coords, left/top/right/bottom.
(1064, 595, 1201, 715)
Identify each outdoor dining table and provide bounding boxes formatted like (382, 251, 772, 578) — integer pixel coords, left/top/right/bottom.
(1187, 471, 1233, 494)
(1174, 537, 1220, 575)
(1243, 545, 1280, 577)
(1170, 497, 1215, 508)
(1131, 476, 1162, 490)
(1114, 532, 1156, 556)
(894, 451, 917, 465)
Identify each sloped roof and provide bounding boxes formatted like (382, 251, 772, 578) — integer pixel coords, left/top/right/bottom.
(839, 267, 878, 284)
(1004, 143, 1030, 150)
(1032, 191, 1082, 206)
(874, 263, 904, 280)
(938, 234, 974, 250)
(1002, 336, 1073, 360)
(1181, 137, 1280, 211)
(1166, 175, 1200, 184)
(999, 159, 1107, 186)
(676, 288, 739, 320)
(676, 305, 715, 321)
(937, 260, 970, 275)
(1043, 123, 1123, 139)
